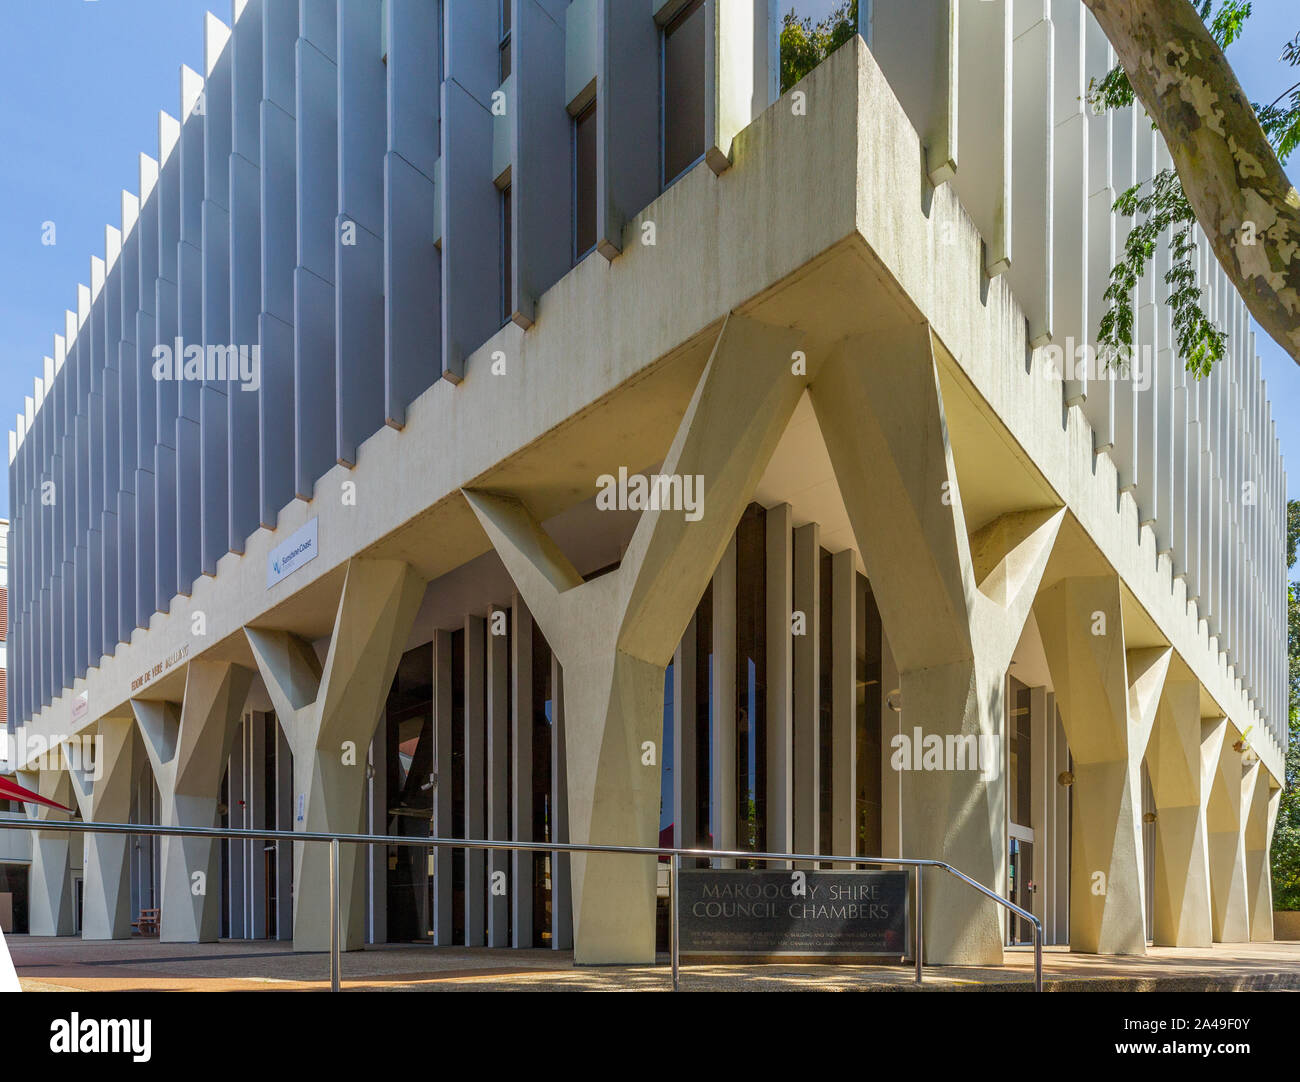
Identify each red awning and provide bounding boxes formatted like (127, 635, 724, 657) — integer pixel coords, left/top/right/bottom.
(0, 775, 70, 812)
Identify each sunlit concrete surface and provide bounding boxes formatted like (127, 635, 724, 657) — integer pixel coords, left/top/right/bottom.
(11, 937, 1300, 993)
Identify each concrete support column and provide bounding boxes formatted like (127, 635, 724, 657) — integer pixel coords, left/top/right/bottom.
(766, 503, 794, 865)
(67, 718, 139, 939)
(1035, 576, 1172, 955)
(367, 718, 387, 945)
(792, 520, 819, 867)
(711, 538, 737, 869)
(1241, 762, 1277, 942)
(829, 549, 856, 867)
(487, 604, 511, 947)
(248, 713, 269, 940)
(21, 768, 75, 937)
(463, 614, 487, 946)
(672, 613, 699, 857)
(811, 323, 1064, 965)
(550, 658, 572, 951)
(510, 594, 535, 946)
(131, 660, 254, 943)
(1146, 677, 1212, 946)
(244, 557, 426, 952)
(1203, 717, 1250, 943)
(274, 721, 293, 941)
(432, 629, 455, 945)
(227, 719, 247, 939)
(464, 313, 805, 963)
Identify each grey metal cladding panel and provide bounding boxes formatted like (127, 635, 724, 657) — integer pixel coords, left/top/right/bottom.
(384, 151, 441, 426)
(300, 0, 338, 62)
(260, 101, 297, 324)
(87, 392, 104, 525)
(203, 201, 233, 350)
(158, 152, 181, 284)
(338, 0, 386, 235)
(446, 0, 501, 109)
(388, 0, 442, 180)
(265, 0, 298, 114)
(137, 192, 160, 310)
(206, 40, 234, 210)
(155, 278, 180, 445)
(293, 266, 337, 496)
(134, 467, 155, 629)
(336, 218, 385, 466)
(231, 155, 263, 342)
(233, 0, 265, 163)
(179, 239, 204, 419)
(104, 263, 123, 352)
(441, 79, 498, 382)
(75, 543, 88, 679)
(134, 318, 157, 467)
(181, 107, 206, 249)
(200, 384, 230, 574)
(117, 490, 136, 645)
(177, 415, 202, 593)
(230, 153, 263, 552)
(102, 509, 119, 654)
(258, 311, 296, 526)
(297, 37, 339, 284)
(75, 411, 90, 535)
(102, 378, 119, 515)
(204, 200, 232, 340)
(87, 527, 103, 667)
(120, 231, 140, 336)
(515, 0, 571, 322)
(597, 0, 660, 254)
(155, 443, 178, 613)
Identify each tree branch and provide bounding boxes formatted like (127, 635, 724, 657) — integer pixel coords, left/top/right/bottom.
(1083, 0, 1300, 366)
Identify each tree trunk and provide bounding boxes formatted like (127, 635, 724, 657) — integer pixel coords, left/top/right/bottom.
(1083, 0, 1300, 366)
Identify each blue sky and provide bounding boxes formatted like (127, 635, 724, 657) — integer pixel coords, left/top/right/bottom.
(0, 0, 1297, 524)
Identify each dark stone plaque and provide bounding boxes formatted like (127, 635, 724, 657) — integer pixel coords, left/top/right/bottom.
(677, 869, 910, 959)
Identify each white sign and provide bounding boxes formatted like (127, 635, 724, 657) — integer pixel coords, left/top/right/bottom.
(267, 518, 318, 589)
(71, 691, 89, 724)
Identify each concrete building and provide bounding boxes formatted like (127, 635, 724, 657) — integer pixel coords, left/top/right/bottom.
(4, 1, 1288, 964)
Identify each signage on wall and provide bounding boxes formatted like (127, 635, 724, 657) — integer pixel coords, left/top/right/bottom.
(70, 691, 89, 724)
(267, 517, 318, 589)
(677, 869, 909, 960)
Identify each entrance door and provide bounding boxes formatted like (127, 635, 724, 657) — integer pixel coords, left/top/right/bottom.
(1007, 834, 1035, 944)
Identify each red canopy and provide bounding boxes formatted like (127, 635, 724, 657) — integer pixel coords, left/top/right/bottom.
(0, 774, 70, 812)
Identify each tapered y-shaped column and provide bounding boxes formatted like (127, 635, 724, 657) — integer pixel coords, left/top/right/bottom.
(1242, 761, 1278, 941)
(1035, 576, 1172, 955)
(1203, 717, 1250, 942)
(19, 768, 75, 936)
(66, 717, 139, 939)
(245, 558, 426, 952)
(465, 313, 805, 964)
(810, 322, 1063, 964)
(1145, 677, 1212, 946)
(132, 660, 254, 942)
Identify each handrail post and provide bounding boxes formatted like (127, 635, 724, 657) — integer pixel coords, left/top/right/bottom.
(670, 852, 681, 992)
(913, 863, 923, 984)
(1035, 921, 1043, 993)
(330, 837, 341, 993)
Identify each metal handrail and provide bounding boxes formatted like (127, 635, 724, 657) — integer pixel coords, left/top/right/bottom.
(0, 817, 1044, 992)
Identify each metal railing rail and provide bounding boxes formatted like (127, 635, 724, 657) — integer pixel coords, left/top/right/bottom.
(0, 818, 1044, 992)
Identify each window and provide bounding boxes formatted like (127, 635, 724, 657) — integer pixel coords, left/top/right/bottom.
(573, 101, 597, 260)
(661, 0, 707, 187)
(499, 0, 512, 83)
(502, 184, 513, 323)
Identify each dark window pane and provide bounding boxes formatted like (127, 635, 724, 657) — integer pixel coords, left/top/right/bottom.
(502, 185, 513, 322)
(662, 0, 706, 185)
(574, 102, 598, 258)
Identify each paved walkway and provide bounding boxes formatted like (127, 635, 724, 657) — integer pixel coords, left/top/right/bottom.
(9, 936, 1300, 991)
